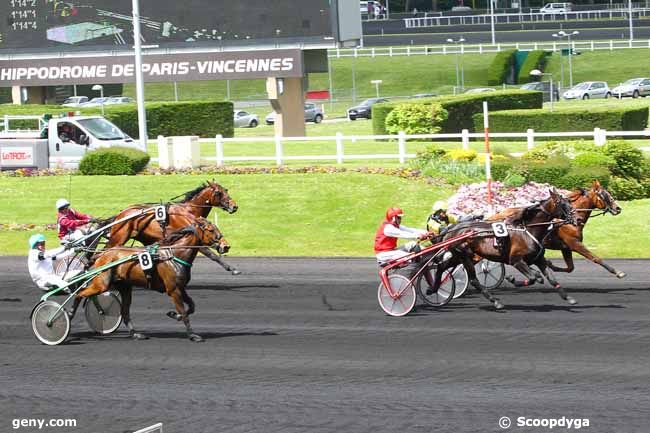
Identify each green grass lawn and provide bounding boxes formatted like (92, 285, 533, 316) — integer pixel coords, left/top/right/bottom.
(1, 174, 648, 257)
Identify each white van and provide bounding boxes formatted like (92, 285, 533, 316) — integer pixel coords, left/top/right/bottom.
(540, 3, 572, 14)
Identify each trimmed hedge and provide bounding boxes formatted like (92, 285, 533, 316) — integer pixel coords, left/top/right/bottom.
(372, 90, 542, 135)
(555, 167, 611, 190)
(517, 50, 549, 84)
(473, 106, 649, 134)
(79, 147, 150, 175)
(0, 101, 234, 139)
(487, 49, 517, 86)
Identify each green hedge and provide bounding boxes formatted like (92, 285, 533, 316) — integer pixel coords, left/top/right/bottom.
(0, 101, 234, 139)
(372, 90, 542, 135)
(79, 147, 150, 175)
(473, 106, 649, 134)
(517, 50, 549, 84)
(555, 167, 611, 190)
(487, 49, 517, 86)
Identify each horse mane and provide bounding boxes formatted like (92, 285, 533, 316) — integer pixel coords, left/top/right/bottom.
(159, 225, 196, 246)
(94, 215, 116, 226)
(172, 183, 208, 203)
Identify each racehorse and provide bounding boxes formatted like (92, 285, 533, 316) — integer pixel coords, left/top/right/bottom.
(71, 218, 228, 342)
(429, 189, 575, 310)
(104, 181, 239, 274)
(490, 180, 625, 279)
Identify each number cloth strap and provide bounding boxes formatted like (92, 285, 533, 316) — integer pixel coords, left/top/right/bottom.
(172, 257, 193, 268)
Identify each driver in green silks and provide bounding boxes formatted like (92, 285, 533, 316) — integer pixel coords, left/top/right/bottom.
(426, 200, 458, 236)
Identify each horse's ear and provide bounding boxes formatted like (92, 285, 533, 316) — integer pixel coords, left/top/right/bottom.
(592, 179, 601, 189)
(549, 187, 560, 201)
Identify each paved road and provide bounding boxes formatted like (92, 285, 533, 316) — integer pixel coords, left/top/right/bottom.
(1, 257, 649, 433)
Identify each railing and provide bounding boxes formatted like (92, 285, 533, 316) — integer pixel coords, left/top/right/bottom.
(0, 115, 46, 135)
(403, 8, 650, 27)
(331, 39, 650, 58)
(172, 129, 650, 166)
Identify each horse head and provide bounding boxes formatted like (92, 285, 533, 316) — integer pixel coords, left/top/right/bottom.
(195, 217, 230, 255)
(547, 188, 575, 222)
(206, 180, 238, 214)
(589, 180, 622, 216)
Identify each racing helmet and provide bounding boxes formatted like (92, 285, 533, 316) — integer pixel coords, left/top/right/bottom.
(56, 198, 70, 210)
(385, 207, 404, 221)
(432, 200, 448, 213)
(29, 234, 46, 249)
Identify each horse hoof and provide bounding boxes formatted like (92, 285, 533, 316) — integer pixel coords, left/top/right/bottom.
(505, 275, 515, 284)
(231, 269, 242, 276)
(536, 277, 544, 284)
(494, 301, 505, 310)
(616, 271, 626, 279)
(189, 334, 204, 342)
(166, 311, 182, 321)
(131, 333, 148, 340)
(566, 296, 577, 305)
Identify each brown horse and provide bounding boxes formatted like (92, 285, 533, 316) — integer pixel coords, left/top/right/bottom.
(490, 180, 625, 279)
(430, 189, 575, 309)
(71, 218, 228, 342)
(104, 181, 239, 274)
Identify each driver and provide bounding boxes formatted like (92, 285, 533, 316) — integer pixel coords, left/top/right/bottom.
(58, 124, 77, 144)
(27, 234, 70, 293)
(426, 201, 458, 236)
(56, 198, 93, 243)
(374, 207, 430, 264)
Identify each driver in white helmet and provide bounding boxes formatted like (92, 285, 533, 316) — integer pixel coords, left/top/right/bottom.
(56, 198, 92, 243)
(27, 234, 70, 293)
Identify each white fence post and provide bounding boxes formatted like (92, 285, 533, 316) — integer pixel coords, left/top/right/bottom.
(594, 128, 607, 146)
(398, 131, 406, 164)
(274, 135, 283, 166)
(335, 132, 344, 164)
(461, 129, 470, 149)
(527, 128, 535, 150)
(215, 134, 224, 167)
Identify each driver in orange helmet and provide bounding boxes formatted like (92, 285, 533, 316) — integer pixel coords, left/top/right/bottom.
(374, 207, 431, 264)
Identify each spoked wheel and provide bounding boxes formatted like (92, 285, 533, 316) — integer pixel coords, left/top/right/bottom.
(474, 259, 505, 290)
(84, 292, 122, 335)
(447, 265, 469, 298)
(31, 301, 71, 346)
(377, 274, 416, 317)
(55, 255, 87, 279)
(415, 265, 456, 307)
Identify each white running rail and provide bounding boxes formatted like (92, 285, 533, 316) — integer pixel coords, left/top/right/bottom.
(132, 423, 163, 433)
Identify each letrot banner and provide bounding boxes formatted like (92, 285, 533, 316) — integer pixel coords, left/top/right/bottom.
(0, 49, 304, 86)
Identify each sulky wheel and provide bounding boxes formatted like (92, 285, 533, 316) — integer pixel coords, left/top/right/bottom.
(84, 292, 122, 335)
(474, 259, 505, 291)
(55, 255, 87, 279)
(415, 265, 455, 307)
(31, 301, 71, 346)
(446, 265, 469, 299)
(377, 274, 416, 317)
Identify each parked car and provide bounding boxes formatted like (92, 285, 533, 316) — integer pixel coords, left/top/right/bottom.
(347, 98, 389, 120)
(265, 103, 323, 125)
(409, 93, 438, 99)
(540, 2, 572, 14)
(611, 78, 650, 98)
(520, 81, 560, 102)
(562, 81, 611, 100)
(79, 97, 110, 107)
(61, 96, 88, 107)
(234, 110, 259, 128)
(105, 96, 134, 105)
(465, 88, 496, 94)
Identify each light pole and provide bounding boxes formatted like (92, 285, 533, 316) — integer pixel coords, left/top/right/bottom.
(132, 0, 148, 150)
(530, 69, 554, 112)
(489, 0, 496, 45)
(447, 37, 466, 94)
(91, 84, 104, 116)
(553, 30, 579, 88)
(371, 80, 383, 98)
(628, 0, 634, 41)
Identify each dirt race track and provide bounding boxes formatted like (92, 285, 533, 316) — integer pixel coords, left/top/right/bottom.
(1, 257, 649, 433)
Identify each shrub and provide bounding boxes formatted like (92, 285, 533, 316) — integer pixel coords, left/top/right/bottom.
(640, 177, 650, 198)
(417, 159, 484, 185)
(79, 147, 150, 175)
(385, 103, 447, 135)
(487, 49, 517, 85)
(373, 90, 542, 135)
(474, 106, 649, 136)
(601, 140, 644, 179)
(491, 157, 516, 181)
(608, 176, 646, 200)
(555, 167, 611, 190)
(412, 145, 449, 166)
(522, 155, 571, 184)
(503, 172, 526, 188)
(448, 149, 477, 162)
(572, 152, 616, 171)
(517, 50, 549, 84)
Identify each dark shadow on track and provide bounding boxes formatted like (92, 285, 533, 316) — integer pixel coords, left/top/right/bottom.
(478, 304, 626, 313)
(187, 284, 280, 291)
(70, 330, 278, 341)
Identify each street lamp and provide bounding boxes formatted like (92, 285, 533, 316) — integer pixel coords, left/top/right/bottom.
(530, 69, 554, 112)
(371, 79, 383, 98)
(91, 84, 104, 116)
(447, 37, 466, 94)
(552, 30, 579, 88)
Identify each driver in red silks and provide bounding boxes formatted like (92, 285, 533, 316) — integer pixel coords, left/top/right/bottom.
(374, 207, 430, 265)
(56, 198, 92, 242)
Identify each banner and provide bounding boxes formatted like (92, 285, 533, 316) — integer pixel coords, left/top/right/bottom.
(0, 49, 304, 86)
(1, 146, 34, 167)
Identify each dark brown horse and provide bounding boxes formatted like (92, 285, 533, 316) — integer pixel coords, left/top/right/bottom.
(72, 218, 228, 342)
(430, 189, 575, 309)
(490, 180, 625, 279)
(105, 181, 239, 274)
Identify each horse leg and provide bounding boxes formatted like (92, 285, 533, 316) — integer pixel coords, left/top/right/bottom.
(546, 248, 576, 273)
(464, 256, 503, 310)
(168, 288, 203, 342)
(166, 289, 195, 320)
(536, 260, 577, 305)
(563, 237, 626, 279)
(116, 284, 147, 340)
(505, 258, 541, 287)
(199, 247, 241, 275)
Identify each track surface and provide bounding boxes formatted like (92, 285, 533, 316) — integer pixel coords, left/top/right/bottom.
(1, 257, 649, 433)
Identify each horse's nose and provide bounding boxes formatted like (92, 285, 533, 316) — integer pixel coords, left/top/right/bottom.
(229, 205, 238, 214)
(219, 243, 230, 254)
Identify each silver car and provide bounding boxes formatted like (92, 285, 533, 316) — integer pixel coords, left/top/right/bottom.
(265, 103, 324, 125)
(611, 78, 650, 98)
(562, 81, 611, 100)
(234, 110, 259, 128)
